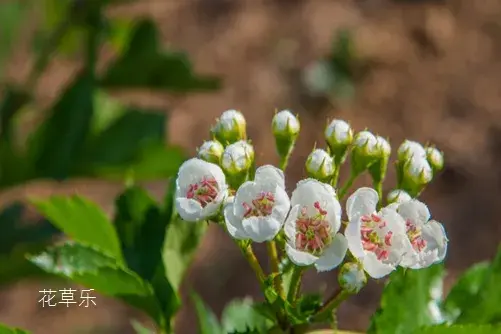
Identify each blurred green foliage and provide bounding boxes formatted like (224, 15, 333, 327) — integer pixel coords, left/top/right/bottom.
(0, 0, 221, 299)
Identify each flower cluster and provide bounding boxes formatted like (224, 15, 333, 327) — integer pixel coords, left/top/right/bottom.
(175, 109, 448, 292)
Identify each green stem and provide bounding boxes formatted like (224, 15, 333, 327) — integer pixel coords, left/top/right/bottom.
(312, 287, 350, 322)
(279, 154, 290, 171)
(330, 164, 341, 188)
(338, 172, 358, 200)
(287, 265, 305, 305)
(267, 240, 285, 300)
(239, 242, 265, 287)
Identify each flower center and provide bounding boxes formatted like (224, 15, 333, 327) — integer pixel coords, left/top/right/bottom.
(406, 219, 427, 252)
(242, 191, 275, 218)
(295, 202, 332, 256)
(360, 213, 393, 261)
(186, 176, 219, 208)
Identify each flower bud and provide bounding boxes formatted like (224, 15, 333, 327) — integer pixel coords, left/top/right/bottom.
(197, 140, 224, 165)
(398, 140, 427, 162)
(324, 119, 353, 159)
(221, 140, 254, 188)
(305, 148, 334, 181)
(426, 146, 444, 172)
(338, 262, 367, 294)
(387, 189, 412, 204)
(368, 136, 391, 183)
(351, 131, 379, 175)
(210, 109, 247, 145)
(402, 156, 433, 191)
(272, 110, 300, 159)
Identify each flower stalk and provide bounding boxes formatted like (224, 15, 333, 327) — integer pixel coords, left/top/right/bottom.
(267, 240, 285, 300)
(287, 265, 305, 305)
(312, 287, 350, 322)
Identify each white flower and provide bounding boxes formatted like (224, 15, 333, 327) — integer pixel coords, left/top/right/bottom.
(284, 179, 347, 272)
(387, 189, 412, 205)
(344, 187, 413, 279)
(398, 140, 427, 162)
(338, 262, 367, 293)
(197, 140, 224, 165)
(221, 140, 254, 174)
(404, 156, 433, 185)
(211, 109, 247, 144)
(325, 119, 353, 148)
(224, 165, 290, 242)
(305, 149, 334, 180)
(426, 146, 444, 171)
(272, 110, 300, 135)
(175, 158, 228, 222)
(396, 199, 448, 269)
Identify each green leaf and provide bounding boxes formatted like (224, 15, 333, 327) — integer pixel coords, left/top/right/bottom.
(221, 298, 275, 334)
(191, 292, 222, 334)
(368, 265, 445, 334)
(28, 242, 165, 326)
(30, 195, 123, 262)
(162, 213, 207, 291)
(443, 262, 490, 321)
(100, 19, 221, 92)
(415, 324, 501, 334)
(0, 323, 31, 334)
(114, 185, 179, 322)
(0, 202, 60, 285)
(84, 108, 165, 167)
(455, 245, 501, 325)
(29, 72, 94, 180)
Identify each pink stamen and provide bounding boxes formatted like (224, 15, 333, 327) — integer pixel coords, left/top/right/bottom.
(371, 213, 381, 222)
(384, 231, 393, 246)
(185, 177, 219, 207)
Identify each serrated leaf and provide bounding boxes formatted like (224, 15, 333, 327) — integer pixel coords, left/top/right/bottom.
(191, 292, 222, 334)
(443, 261, 490, 321)
(368, 265, 445, 334)
(0, 322, 31, 334)
(28, 242, 165, 326)
(455, 245, 501, 325)
(30, 195, 122, 262)
(100, 19, 221, 92)
(28, 72, 94, 180)
(221, 298, 274, 334)
(415, 324, 501, 334)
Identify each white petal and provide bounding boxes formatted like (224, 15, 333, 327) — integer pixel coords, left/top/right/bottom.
(410, 249, 440, 269)
(270, 185, 291, 224)
(255, 165, 285, 189)
(422, 220, 448, 262)
(224, 202, 247, 240)
(314, 233, 348, 272)
(285, 243, 318, 266)
(177, 158, 225, 191)
(345, 218, 365, 259)
(291, 179, 341, 232)
(380, 207, 407, 235)
(284, 205, 300, 242)
(175, 198, 203, 222)
(397, 200, 431, 225)
(346, 187, 379, 222)
(241, 216, 282, 243)
(362, 253, 395, 279)
(233, 181, 258, 218)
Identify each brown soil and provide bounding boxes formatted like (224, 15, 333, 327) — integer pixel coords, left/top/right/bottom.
(2, 0, 501, 333)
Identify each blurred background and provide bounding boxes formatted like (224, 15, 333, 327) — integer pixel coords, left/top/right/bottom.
(1, 0, 501, 333)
